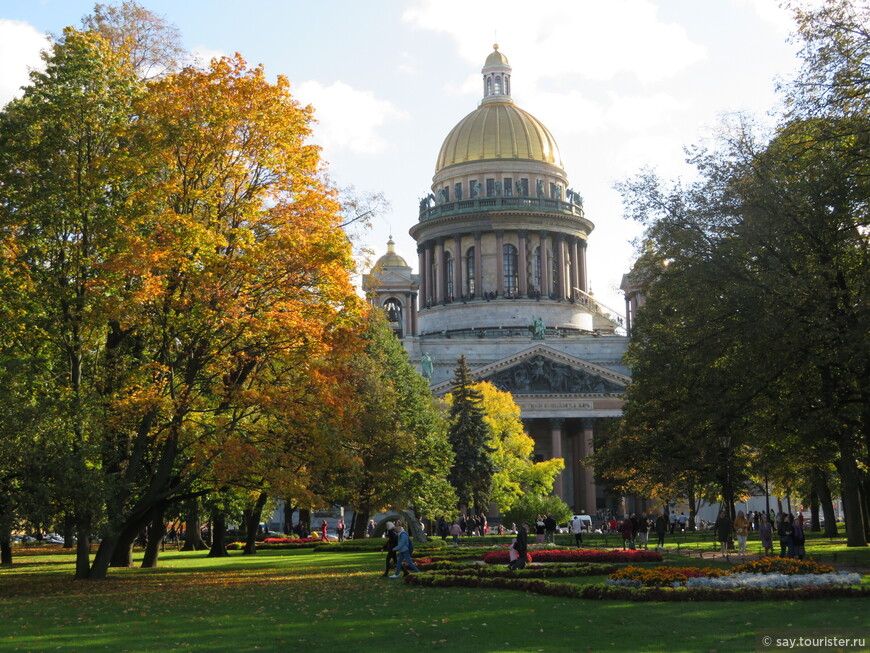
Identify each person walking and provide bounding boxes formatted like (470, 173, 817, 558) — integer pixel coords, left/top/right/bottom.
(715, 510, 731, 557)
(620, 516, 635, 550)
(389, 523, 419, 577)
(778, 514, 794, 558)
(758, 513, 774, 556)
(514, 522, 529, 569)
(535, 516, 545, 544)
(381, 521, 398, 576)
(570, 515, 584, 547)
(336, 518, 345, 543)
(449, 520, 461, 546)
(543, 514, 557, 544)
(792, 517, 806, 560)
(733, 510, 750, 554)
(320, 520, 329, 542)
(655, 512, 667, 550)
(636, 514, 649, 549)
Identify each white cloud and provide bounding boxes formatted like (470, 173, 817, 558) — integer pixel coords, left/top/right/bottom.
(0, 19, 51, 108)
(294, 80, 408, 156)
(403, 0, 707, 88)
(733, 0, 796, 35)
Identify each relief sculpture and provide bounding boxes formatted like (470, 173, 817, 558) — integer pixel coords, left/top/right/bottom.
(484, 355, 624, 395)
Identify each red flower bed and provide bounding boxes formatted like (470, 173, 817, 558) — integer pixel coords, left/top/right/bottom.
(481, 548, 662, 565)
(263, 537, 320, 545)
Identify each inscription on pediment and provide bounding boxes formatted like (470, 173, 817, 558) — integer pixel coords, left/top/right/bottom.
(483, 355, 625, 395)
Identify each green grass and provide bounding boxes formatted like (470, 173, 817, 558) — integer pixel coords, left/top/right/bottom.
(1, 544, 868, 652)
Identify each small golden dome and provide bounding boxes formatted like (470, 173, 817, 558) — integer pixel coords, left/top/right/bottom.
(484, 44, 509, 67)
(375, 237, 408, 268)
(435, 102, 563, 172)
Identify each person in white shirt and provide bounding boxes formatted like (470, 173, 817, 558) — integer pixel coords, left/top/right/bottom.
(570, 515, 584, 547)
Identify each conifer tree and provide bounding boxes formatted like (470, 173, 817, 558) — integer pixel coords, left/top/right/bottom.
(446, 356, 494, 513)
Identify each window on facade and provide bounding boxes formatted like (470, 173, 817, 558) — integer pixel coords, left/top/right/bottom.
(518, 178, 529, 196)
(503, 177, 512, 196)
(533, 246, 541, 291)
(486, 178, 495, 197)
(494, 76, 501, 94)
(443, 186, 450, 202)
(550, 182, 558, 199)
(466, 247, 475, 297)
(470, 180, 479, 198)
(454, 182, 462, 200)
(503, 244, 518, 297)
(505, 77, 510, 95)
(445, 252, 454, 299)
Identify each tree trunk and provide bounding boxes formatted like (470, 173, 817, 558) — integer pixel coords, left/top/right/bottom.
(242, 492, 268, 555)
(74, 522, 91, 580)
(686, 485, 698, 532)
(835, 453, 867, 547)
(283, 501, 294, 535)
(207, 512, 229, 557)
(1, 531, 12, 566)
(811, 468, 838, 536)
(809, 487, 821, 532)
(352, 507, 370, 540)
(181, 505, 208, 551)
(141, 508, 165, 568)
(62, 515, 75, 549)
(299, 508, 311, 536)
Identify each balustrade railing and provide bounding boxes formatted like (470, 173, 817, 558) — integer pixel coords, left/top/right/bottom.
(418, 195, 584, 221)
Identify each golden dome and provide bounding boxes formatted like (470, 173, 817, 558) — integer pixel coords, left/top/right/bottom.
(484, 43, 509, 67)
(435, 101, 563, 172)
(375, 237, 408, 268)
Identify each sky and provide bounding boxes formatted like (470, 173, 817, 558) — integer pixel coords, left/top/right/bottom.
(0, 0, 807, 312)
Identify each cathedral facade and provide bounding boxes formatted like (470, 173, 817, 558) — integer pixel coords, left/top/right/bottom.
(363, 46, 629, 517)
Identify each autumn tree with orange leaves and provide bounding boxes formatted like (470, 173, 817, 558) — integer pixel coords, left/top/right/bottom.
(0, 29, 365, 578)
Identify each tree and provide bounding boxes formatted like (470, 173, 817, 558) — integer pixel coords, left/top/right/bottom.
(502, 494, 572, 530)
(326, 309, 455, 538)
(0, 32, 367, 578)
(81, 1, 185, 80)
(447, 381, 563, 513)
(446, 356, 495, 514)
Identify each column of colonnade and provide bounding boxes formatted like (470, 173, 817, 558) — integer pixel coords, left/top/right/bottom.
(416, 231, 588, 305)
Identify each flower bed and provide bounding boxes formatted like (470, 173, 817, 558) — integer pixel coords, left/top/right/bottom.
(729, 558, 834, 575)
(415, 561, 618, 578)
(685, 572, 861, 589)
(404, 573, 870, 601)
(482, 548, 662, 565)
(608, 566, 728, 587)
(227, 537, 328, 550)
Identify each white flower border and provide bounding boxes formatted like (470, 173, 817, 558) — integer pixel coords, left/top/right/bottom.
(607, 571, 861, 589)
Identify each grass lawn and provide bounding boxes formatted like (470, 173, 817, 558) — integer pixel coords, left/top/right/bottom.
(0, 544, 868, 653)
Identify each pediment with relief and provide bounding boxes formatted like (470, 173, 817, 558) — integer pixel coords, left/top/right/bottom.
(430, 345, 629, 396)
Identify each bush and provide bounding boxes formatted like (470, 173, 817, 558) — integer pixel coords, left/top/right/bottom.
(501, 494, 572, 528)
(482, 548, 662, 565)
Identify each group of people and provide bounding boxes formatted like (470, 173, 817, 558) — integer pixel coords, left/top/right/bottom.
(714, 509, 807, 559)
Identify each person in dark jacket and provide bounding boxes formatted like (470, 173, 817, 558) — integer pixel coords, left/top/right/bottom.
(655, 512, 667, 550)
(513, 522, 529, 570)
(621, 516, 635, 550)
(715, 511, 731, 556)
(381, 521, 398, 576)
(778, 514, 794, 558)
(543, 514, 557, 544)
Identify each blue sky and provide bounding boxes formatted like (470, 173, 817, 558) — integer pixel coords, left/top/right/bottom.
(1, 0, 806, 311)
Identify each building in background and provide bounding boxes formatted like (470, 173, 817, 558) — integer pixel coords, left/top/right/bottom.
(364, 46, 630, 517)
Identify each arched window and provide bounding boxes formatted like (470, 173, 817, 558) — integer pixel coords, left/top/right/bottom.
(383, 298, 403, 336)
(503, 244, 518, 297)
(466, 247, 475, 297)
(486, 77, 492, 96)
(494, 76, 501, 94)
(445, 252, 454, 299)
(533, 246, 541, 292)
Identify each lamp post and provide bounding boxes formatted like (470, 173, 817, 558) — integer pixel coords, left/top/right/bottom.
(718, 434, 734, 551)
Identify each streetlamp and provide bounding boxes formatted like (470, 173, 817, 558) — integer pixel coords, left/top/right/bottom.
(718, 434, 734, 550)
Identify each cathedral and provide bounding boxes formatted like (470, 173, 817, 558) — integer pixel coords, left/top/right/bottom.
(363, 45, 632, 517)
